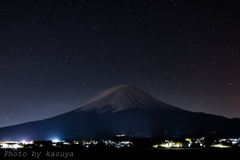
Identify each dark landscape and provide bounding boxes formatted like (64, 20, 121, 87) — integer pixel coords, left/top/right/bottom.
(1, 0, 240, 159)
(0, 86, 240, 141)
(0, 86, 240, 159)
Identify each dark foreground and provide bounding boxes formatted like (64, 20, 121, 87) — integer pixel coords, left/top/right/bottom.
(1, 147, 240, 159)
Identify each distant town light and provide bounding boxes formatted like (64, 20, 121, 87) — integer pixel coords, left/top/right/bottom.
(52, 139, 59, 143)
(116, 134, 126, 137)
(2, 143, 8, 148)
(152, 145, 158, 148)
(211, 144, 230, 148)
(13, 144, 21, 149)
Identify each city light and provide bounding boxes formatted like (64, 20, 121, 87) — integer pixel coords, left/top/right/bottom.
(152, 145, 158, 148)
(158, 140, 183, 148)
(52, 139, 59, 143)
(210, 144, 231, 148)
(13, 144, 21, 149)
(2, 143, 8, 148)
(0, 137, 239, 149)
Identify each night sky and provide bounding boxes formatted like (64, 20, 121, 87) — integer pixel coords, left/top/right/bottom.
(1, 0, 240, 127)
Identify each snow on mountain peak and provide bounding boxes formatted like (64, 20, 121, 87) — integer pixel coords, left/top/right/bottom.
(76, 85, 181, 114)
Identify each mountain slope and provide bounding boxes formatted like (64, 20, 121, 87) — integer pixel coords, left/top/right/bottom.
(0, 85, 239, 141)
(75, 85, 183, 114)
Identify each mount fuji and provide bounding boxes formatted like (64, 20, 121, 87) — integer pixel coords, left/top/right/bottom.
(0, 85, 240, 141)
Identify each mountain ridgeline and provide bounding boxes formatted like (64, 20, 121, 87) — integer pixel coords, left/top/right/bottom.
(0, 85, 239, 141)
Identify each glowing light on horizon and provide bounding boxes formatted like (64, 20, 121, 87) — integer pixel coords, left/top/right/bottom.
(52, 139, 59, 143)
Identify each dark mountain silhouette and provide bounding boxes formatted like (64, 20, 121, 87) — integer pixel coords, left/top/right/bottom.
(0, 85, 239, 141)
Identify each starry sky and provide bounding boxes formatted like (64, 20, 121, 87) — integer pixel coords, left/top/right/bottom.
(0, 0, 240, 127)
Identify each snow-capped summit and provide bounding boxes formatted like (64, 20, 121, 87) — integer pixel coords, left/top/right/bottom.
(76, 85, 181, 114)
